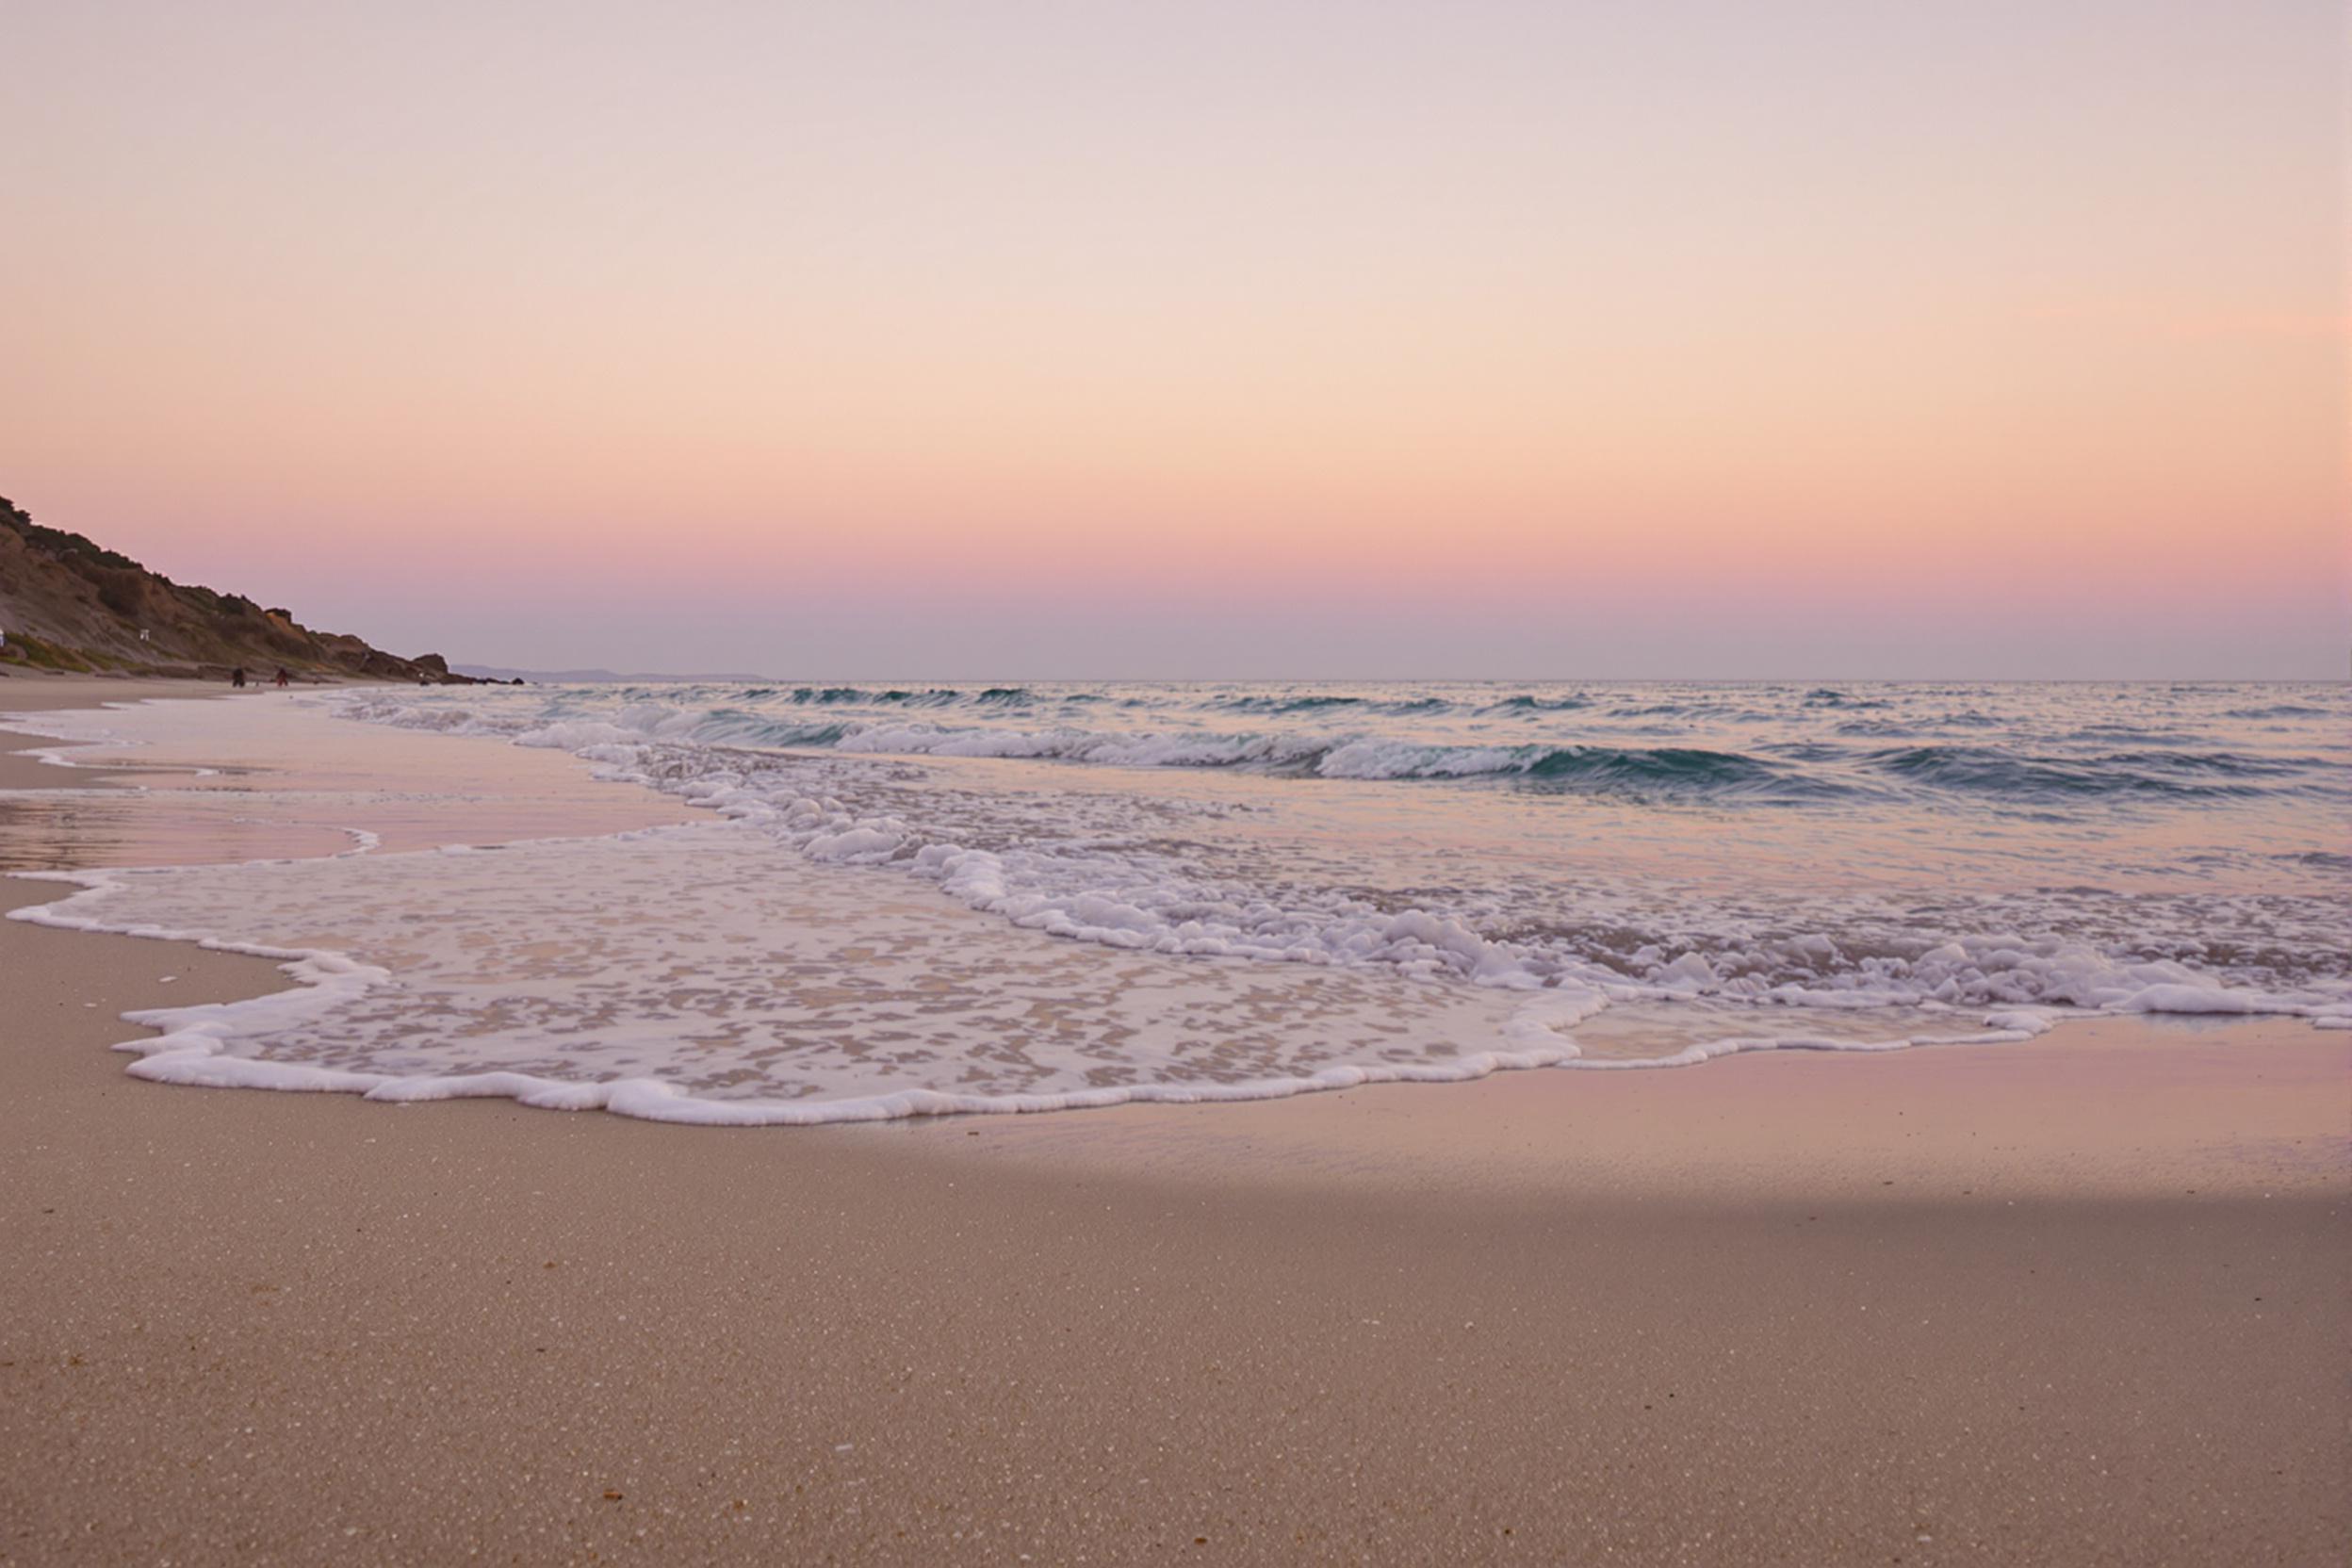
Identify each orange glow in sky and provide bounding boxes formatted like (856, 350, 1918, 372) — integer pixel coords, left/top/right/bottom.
(5, 1, 2343, 676)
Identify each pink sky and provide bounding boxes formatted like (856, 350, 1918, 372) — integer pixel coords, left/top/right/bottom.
(5, 1, 2344, 677)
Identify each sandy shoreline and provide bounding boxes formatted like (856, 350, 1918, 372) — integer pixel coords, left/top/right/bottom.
(0, 673, 2344, 1564)
(0, 675, 232, 789)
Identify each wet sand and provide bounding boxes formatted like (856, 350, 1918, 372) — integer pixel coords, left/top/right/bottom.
(0, 675, 228, 789)
(1, 675, 2345, 1565)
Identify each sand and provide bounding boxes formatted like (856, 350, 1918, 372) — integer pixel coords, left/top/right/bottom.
(0, 675, 229, 790)
(0, 674, 2344, 1565)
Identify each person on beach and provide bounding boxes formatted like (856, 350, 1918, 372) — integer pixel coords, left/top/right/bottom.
(274, 666, 291, 689)
(231, 666, 247, 688)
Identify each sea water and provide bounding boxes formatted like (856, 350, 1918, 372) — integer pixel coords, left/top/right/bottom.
(10, 680, 2347, 1122)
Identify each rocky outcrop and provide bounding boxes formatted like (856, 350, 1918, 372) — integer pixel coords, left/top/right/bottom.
(0, 496, 485, 683)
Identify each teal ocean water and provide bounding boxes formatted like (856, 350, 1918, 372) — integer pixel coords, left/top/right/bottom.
(17, 680, 2348, 1122)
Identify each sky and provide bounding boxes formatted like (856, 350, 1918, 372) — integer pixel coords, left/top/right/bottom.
(4, 0, 2344, 678)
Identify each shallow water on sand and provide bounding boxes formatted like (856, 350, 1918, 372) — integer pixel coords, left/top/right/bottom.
(5, 682, 2345, 1122)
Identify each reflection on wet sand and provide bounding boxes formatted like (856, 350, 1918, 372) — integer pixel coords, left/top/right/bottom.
(1, 694, 692, 876)
(0, 792, 360, 872)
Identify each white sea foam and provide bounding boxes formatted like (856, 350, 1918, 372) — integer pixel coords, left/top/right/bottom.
(9, 838, 2071, 1124)
(4, 682, 2341, 1125)
(326, 688, 2350, 1025)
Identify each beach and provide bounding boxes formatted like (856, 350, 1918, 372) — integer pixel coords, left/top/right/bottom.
(13, 0, 2343, 1556)
(1, 674, 2345, 1565)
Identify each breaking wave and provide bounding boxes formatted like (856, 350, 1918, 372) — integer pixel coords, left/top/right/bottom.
(341, 688, 2347, 811)
(8, 677, 2344, 1125)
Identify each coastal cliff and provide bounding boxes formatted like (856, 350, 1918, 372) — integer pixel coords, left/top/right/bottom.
(0, 497, 483, 683)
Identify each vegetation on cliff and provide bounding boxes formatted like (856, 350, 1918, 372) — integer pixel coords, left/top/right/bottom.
(0, 496, 482, 683)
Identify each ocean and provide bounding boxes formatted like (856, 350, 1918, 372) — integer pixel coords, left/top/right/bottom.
(15, 679, 2349, 1122)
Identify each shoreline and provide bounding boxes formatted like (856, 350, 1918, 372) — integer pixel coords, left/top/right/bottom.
(1, 676, 2346, 1563)
(0, 673, 255, 788)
